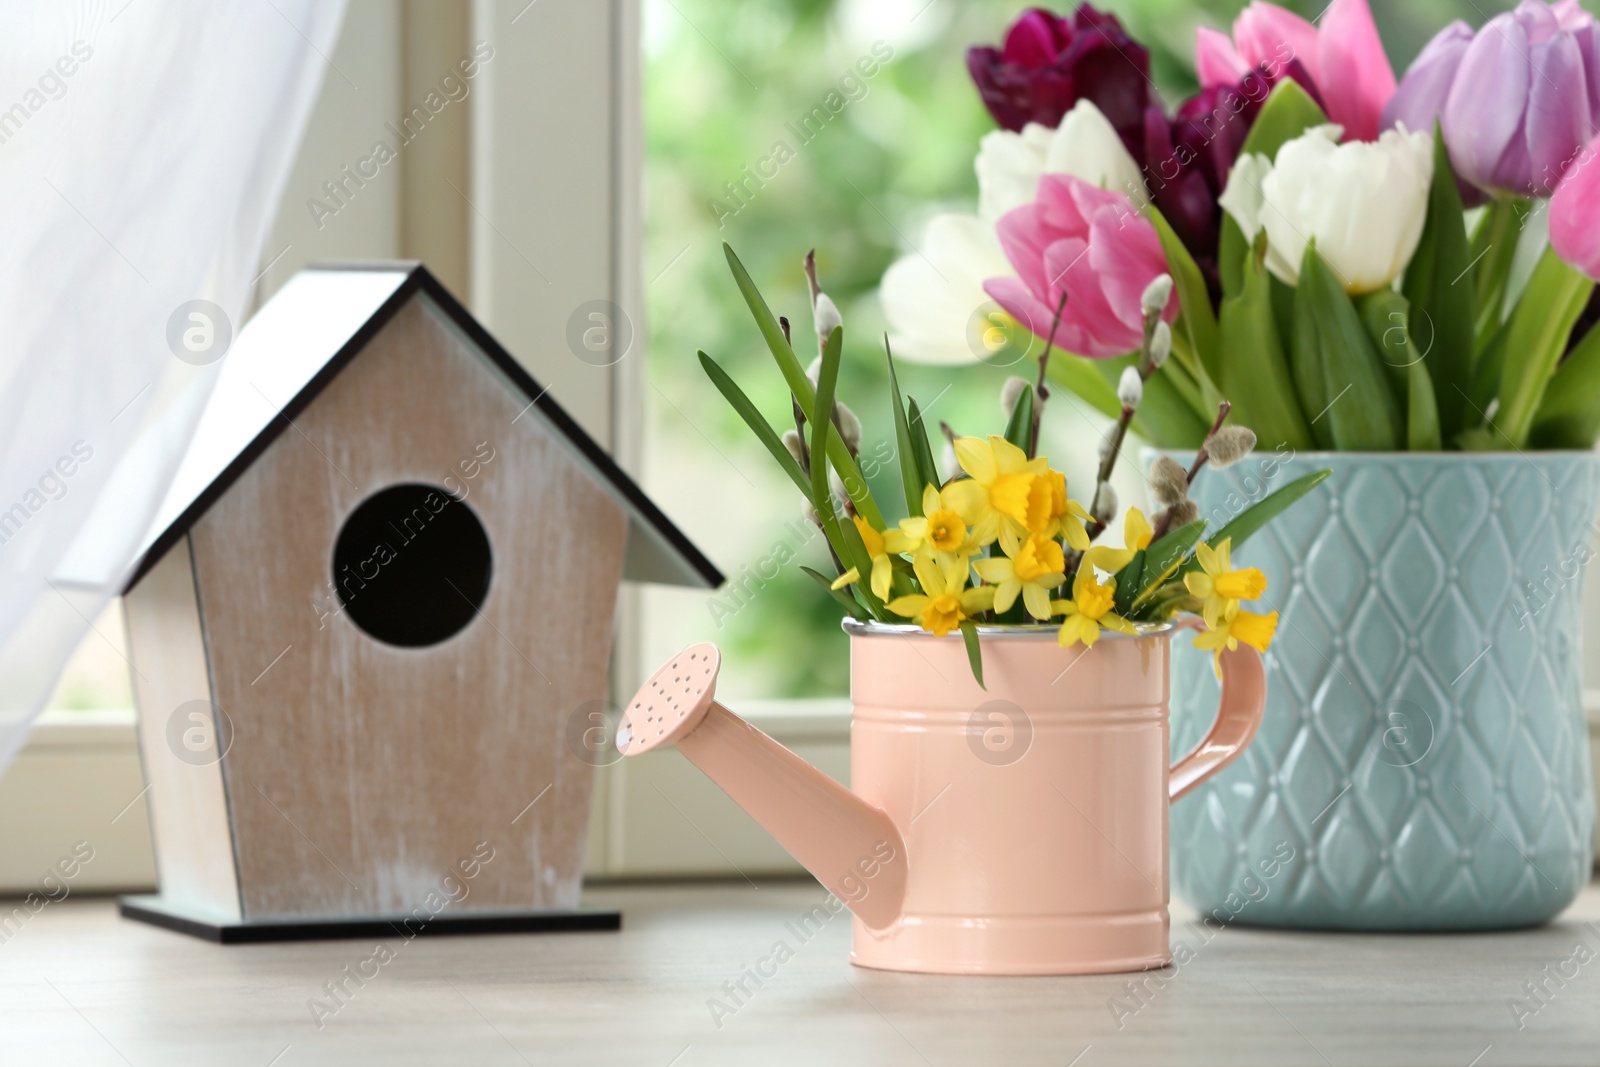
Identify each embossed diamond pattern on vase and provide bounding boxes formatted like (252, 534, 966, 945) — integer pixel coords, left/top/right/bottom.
(1163, 452, 1599, 930)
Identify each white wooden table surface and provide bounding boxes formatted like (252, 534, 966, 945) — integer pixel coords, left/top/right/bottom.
(2, 879, 1597, 1066)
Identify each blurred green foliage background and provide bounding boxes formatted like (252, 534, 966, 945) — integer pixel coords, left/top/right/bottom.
(640, 0, 1519, 697)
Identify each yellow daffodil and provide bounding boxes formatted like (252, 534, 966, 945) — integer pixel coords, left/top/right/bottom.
(1079, 507, 1154, 575)
(1024, 469, 1092, 550)
(1183, 538, 1268, 627)
(973, 528, 1066, 620)
(1052, 566, 1137, 649)
(895, 484, 973, 562)
(853, 514, 916, 601)
(1193, 609, 1279, 676)
(887, 554, 996, 637)
(942, 436, 1048, 545)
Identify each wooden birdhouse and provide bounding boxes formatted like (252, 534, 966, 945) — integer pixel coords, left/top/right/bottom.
(117, 263, 720, 941)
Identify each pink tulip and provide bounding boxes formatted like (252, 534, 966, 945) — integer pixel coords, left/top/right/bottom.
(1196, 0, 1397, 142)
(1551, 133, 1600, 280)
(984, 175, 1177, 359)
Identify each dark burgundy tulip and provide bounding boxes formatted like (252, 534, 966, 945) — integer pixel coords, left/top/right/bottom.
(967, 5, 1154, 166)
(1143, 61, 1323, 301)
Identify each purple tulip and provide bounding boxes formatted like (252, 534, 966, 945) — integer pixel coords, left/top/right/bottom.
(967, 5, 1154, 166)
(1384, 0, 1600, 197)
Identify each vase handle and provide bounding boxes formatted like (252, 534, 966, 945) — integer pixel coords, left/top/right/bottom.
(1168, 618, 1267, 803)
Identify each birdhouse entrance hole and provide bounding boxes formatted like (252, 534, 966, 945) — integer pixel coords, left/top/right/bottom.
(331, 482, 492, 647)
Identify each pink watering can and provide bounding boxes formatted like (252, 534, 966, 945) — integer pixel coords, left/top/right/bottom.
(618, 622, 1266, 975)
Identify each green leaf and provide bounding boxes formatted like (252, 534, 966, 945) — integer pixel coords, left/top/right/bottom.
(1470, 198, 1533, 350)
(906, 397, 941, 490)
(1219, 80, 1330, 299)
(699, 351, 811, 497)
(1358, 290, 1442, 451)
(724, 242, 811, 405)
(1466, 320, 1509, 418)
(958, 620, 986, 690)
(885, 344, 925, 515)
(1401, 126, 1478, 441)
(1003, 383, 1035, 455)
(1408, 359, 1443, 452)
(809, 329, 847, 545)
(1150, 206, 1221, 383)
(723, 243, 885, 528)
(1132, 519, 1208, 609)
(810, 326, 884, 619)
(1050, 354, 1209, 445)
(1113, 550, 1147, 617)
(1530, 324, 1600, 448)
(1043, 351, 1124, 422)
(1217, 239, 1314, 450)
(836, 511, 889, 619)
(1494, 248, 1595, 448)
(1292, 245, 1403, 451)
(1183, 469, 1332, 573)
(1355, 288, 1415, 404)
(801, 566, 869, 621)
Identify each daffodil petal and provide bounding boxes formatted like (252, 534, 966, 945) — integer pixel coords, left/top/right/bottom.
(989, 435, 1029, 474)
(942, 479, 989, 525)
(1125, 507, 1152, 550)
(992, 577, 1021, 614)
(954, 437, 997, 484)
(961, 586, 997, 613)
(1062, 516, 1091, 551)
(871, 556, 893, 601)
(887, 595, 930, 619)
(831, 567, 861, 591)
(1023, 582, 1052, 621)
(1102, 612, 1137, 635)
(972, 558, 1012, 584)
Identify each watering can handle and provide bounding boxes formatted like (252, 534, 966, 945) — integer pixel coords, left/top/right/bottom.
(1167, 618, 1267, 803)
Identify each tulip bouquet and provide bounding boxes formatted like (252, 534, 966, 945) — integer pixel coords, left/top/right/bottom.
(701, 244, 1327, 683)
(884, 0, 1600, 454)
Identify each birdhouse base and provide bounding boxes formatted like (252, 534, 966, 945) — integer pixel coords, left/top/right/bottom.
(118, 895, 621, 944)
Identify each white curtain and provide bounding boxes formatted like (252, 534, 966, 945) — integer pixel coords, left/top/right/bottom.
(0, 0, 347, 767)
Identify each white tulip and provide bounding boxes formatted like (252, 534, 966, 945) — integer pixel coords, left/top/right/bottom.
(976, 123, 1056, 225)
(879, 214, 1015, 365)
(1219, 124, 1434, 295)
(975, 100, 1149, 226)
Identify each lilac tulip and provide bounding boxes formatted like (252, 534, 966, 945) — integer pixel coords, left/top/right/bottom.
(1385, 0, 1600, 197)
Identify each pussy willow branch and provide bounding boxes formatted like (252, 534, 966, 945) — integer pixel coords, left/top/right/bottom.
(1186, 401, 1232, 484)
(1149, 400, 1231, 543)
(1028, 291, 1071, 459)
(1082, 310, 1162, 543)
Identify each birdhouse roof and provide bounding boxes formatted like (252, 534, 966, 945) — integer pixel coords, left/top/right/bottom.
(123, 263, 722, 592)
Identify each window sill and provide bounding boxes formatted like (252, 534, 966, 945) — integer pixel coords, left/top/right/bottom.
(0, 708, 156, 895)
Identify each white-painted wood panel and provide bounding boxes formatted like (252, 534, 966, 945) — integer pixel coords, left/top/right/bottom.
(121, 542, 241, 919)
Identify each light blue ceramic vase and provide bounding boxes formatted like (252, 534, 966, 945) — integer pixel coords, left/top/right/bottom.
(1163, 450, 1599, 930)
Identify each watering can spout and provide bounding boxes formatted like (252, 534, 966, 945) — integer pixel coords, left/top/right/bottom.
(618, 644, 907, 930)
